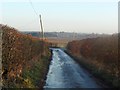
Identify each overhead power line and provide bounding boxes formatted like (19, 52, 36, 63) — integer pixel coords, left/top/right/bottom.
(29, 0, 38, 16)
(28, 0, 44, 39)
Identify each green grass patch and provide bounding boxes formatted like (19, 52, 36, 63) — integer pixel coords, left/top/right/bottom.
(21, 55, 50, 88)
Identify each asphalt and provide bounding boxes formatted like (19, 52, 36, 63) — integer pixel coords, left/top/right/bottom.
(44, 48, 103, 88)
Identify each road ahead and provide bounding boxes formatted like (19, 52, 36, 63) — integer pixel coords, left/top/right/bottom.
(44, 48, 103, 88)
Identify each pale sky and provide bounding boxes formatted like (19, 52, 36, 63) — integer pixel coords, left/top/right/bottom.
(0, 0, 119, 34)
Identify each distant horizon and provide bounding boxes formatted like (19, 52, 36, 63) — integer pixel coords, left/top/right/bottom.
(0, 23, 117, 34)
(20, 29, 117, 35)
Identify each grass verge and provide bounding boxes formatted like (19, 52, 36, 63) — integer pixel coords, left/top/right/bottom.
(21, 54, 51, 88)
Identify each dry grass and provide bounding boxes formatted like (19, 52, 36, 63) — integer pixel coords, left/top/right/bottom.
(67, 34, 119, 87)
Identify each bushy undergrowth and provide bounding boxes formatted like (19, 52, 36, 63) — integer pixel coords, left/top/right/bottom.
(1, 24, 51, 88)
(67, 34, 119, 87)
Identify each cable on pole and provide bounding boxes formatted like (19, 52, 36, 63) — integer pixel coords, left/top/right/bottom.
(29, 0, 38, 16)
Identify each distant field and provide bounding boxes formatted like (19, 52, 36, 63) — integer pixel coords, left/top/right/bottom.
(47, 37, 69, 44)
(46, 37, 69, 47)
(23, 31, 109, 42)
(23, 32, 110, 48)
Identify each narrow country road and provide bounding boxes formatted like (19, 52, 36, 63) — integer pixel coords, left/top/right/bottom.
(44, 48, 103, 88)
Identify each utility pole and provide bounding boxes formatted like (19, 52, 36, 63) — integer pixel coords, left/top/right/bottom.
(39, 14, 45, 57)
(39, 14, 44, 40)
